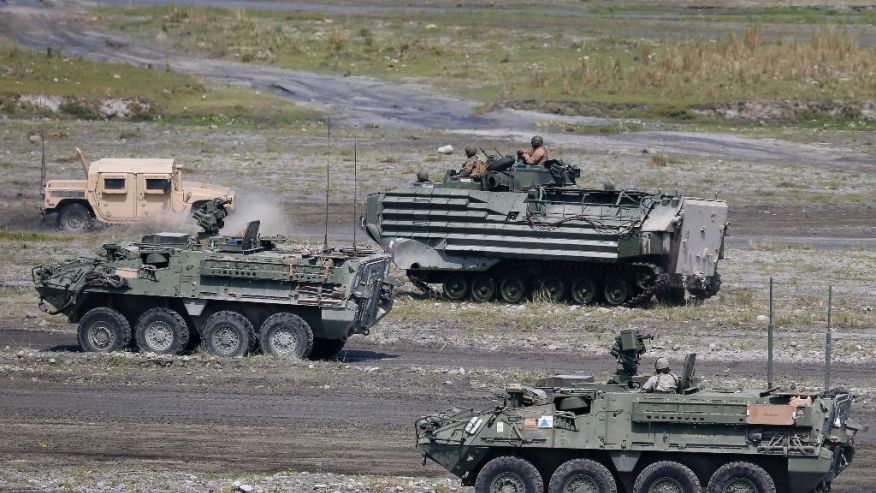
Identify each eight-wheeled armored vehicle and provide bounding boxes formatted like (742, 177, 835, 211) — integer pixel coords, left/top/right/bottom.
(364, 155, 727, 306)
(416, 329, 860, 493)
(32, 200, 395, 359)
(42, 148, 235, 231)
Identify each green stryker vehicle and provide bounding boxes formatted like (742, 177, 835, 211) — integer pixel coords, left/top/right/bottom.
(32, 199, 395, 359)
(416, 330, 861, 493)
(363, 155, 727, 306)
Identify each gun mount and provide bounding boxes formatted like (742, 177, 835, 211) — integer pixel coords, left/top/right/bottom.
(608, 329, 654, 387)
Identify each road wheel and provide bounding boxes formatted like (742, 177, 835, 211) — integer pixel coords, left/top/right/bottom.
(259, 312, 314, 358)
(549, 458, 617, 493)
(201, 310, 255, 358)
(309, 337, 346, 360)
(78, 307, 131, 353)
(471, 276, 497, 302)
(475, 456, 544, 493)
(570, 278, 598, 305)
(707, 462, 775, 493)
(500, 276, 527, 303)
(603, 276, 631, 306)
(57, 203, 94, 232)
(633, 461, 700, 493)
(134, 307, 190, 355)
(656, 287, 686, 306)
(536, 277, 565, 303)
(442, 274, 469, 300)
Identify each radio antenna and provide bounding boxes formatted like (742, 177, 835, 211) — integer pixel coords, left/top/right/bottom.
(352, 126, 358, 255)
(323, 117, 331, 252)
(39, 84, 47, 194)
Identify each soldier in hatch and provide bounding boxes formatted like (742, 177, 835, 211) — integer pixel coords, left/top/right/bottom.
(640, 357, 679, 394)
(412, 170, 433, 187)
(518, 135, 550, 165)
(453, 146, 486, 180)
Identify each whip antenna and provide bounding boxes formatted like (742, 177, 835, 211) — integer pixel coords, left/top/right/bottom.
(323, 117, 331, 251)
(352, 126, 358, 255)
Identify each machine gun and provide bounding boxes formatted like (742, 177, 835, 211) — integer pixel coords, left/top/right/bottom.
(608, 329, 654, 387)
(193, 197, 231, 240)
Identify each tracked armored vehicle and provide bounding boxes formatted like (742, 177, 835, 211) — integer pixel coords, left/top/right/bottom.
(33, 200, 394, 359)
(363, 156, 727, 306)
(417, 330, 860, 493)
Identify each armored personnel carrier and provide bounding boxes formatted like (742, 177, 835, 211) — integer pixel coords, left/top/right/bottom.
(363, 155, 727, 306)
(416, 330, 860, 493)
(32, 199, 395, 359)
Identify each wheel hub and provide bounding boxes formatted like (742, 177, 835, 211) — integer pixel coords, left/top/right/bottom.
(89, 322, 115, 349)
(144, 321, 174, 352)
(566, 474, 599, 493)
(491, 472, 525, 493)
(725, 478, 757, 493)
(212, 326, 241, 355)
(649, 477, 683, 493)
(269, 328, 299, 354)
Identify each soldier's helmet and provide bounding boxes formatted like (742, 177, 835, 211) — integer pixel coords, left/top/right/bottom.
(416, 170, 430, 182)
(531, 135, 544, 148)
(655, 357, 671, 371)
(464, 146, 477, 158)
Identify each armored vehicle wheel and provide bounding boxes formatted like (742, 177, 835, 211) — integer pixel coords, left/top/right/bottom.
(78, 307, 131, 353)
(57, 203, 94, 232)
(201, 310, 255, 358)
(633, 461, 700, 493)
(443, 274, 469, 300)
(536, 277, 565, 303)
(549, 458, 617, 493)
(500, 276, 527, 303)
(134, 307, 190, 355)
(475, 456, 544, 493)
(570, 278, 598, 305)
(656, 287, 686, 306)
(471, 276, 497, 302)
(603, 277, 631, 306)
(707, 462, 775, 493)
(259, 312, 314, 358)
(309, 337, 346, 360)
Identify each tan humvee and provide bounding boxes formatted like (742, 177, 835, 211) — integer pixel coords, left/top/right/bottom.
(42, 149, 235, 231)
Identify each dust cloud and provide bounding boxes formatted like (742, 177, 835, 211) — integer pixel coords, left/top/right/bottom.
(220, 192, 295, 236)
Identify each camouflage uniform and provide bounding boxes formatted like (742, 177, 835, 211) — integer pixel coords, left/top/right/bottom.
(519, 135, 550, 166)
(640, 373, 679, 394)
(458, 155, 487, 179)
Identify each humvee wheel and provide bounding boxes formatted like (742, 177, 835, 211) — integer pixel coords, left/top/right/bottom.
(78, 307, 131, 353)
(707, 462, 775, 493)
(536, 277, 565, 303)
(549, 458, 617, 493)
(309, 337, 346, 360)
(633, 461, 700, 493)
(475, 456, 544, 493)
(57, 203, 94, 232)
(500, 276, 527, 303)
(201, 311, 255, 358)
(259, 312, 314, 358)
(570, 278, 598, 305)
(134, 307, 190, 355)
(603, 277, 631, 306)
(471, 276, 497, 302)
(443, 274, 469, 301)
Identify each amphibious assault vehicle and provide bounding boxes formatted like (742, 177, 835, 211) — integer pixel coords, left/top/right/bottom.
(33, 199, 395, 359)
(416, 330, 860, 493)
(363, 155, 727, 306)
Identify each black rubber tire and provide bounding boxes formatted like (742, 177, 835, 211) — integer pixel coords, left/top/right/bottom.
(259, 312, 314, 358)
(57, 203, 94, 232)
(707, 461, 776, 493)
(656, 287, 686, 306)
(443, 274, 469, 300)
(570, 278, 598, 305)
(536, 277, 565, 303)
(475, 456, 544, 493)
(633, 461, 701, 493)
(500, 276, 527, 303)
(549, 458, 617, 493)
(308, 337, 346, 360)
(78, 307, 131, 353)
(603, 276, 631, 306)
(134, 307, 190, 355)
(200, 310, 255, 358)
(471, 276, 497, 302)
